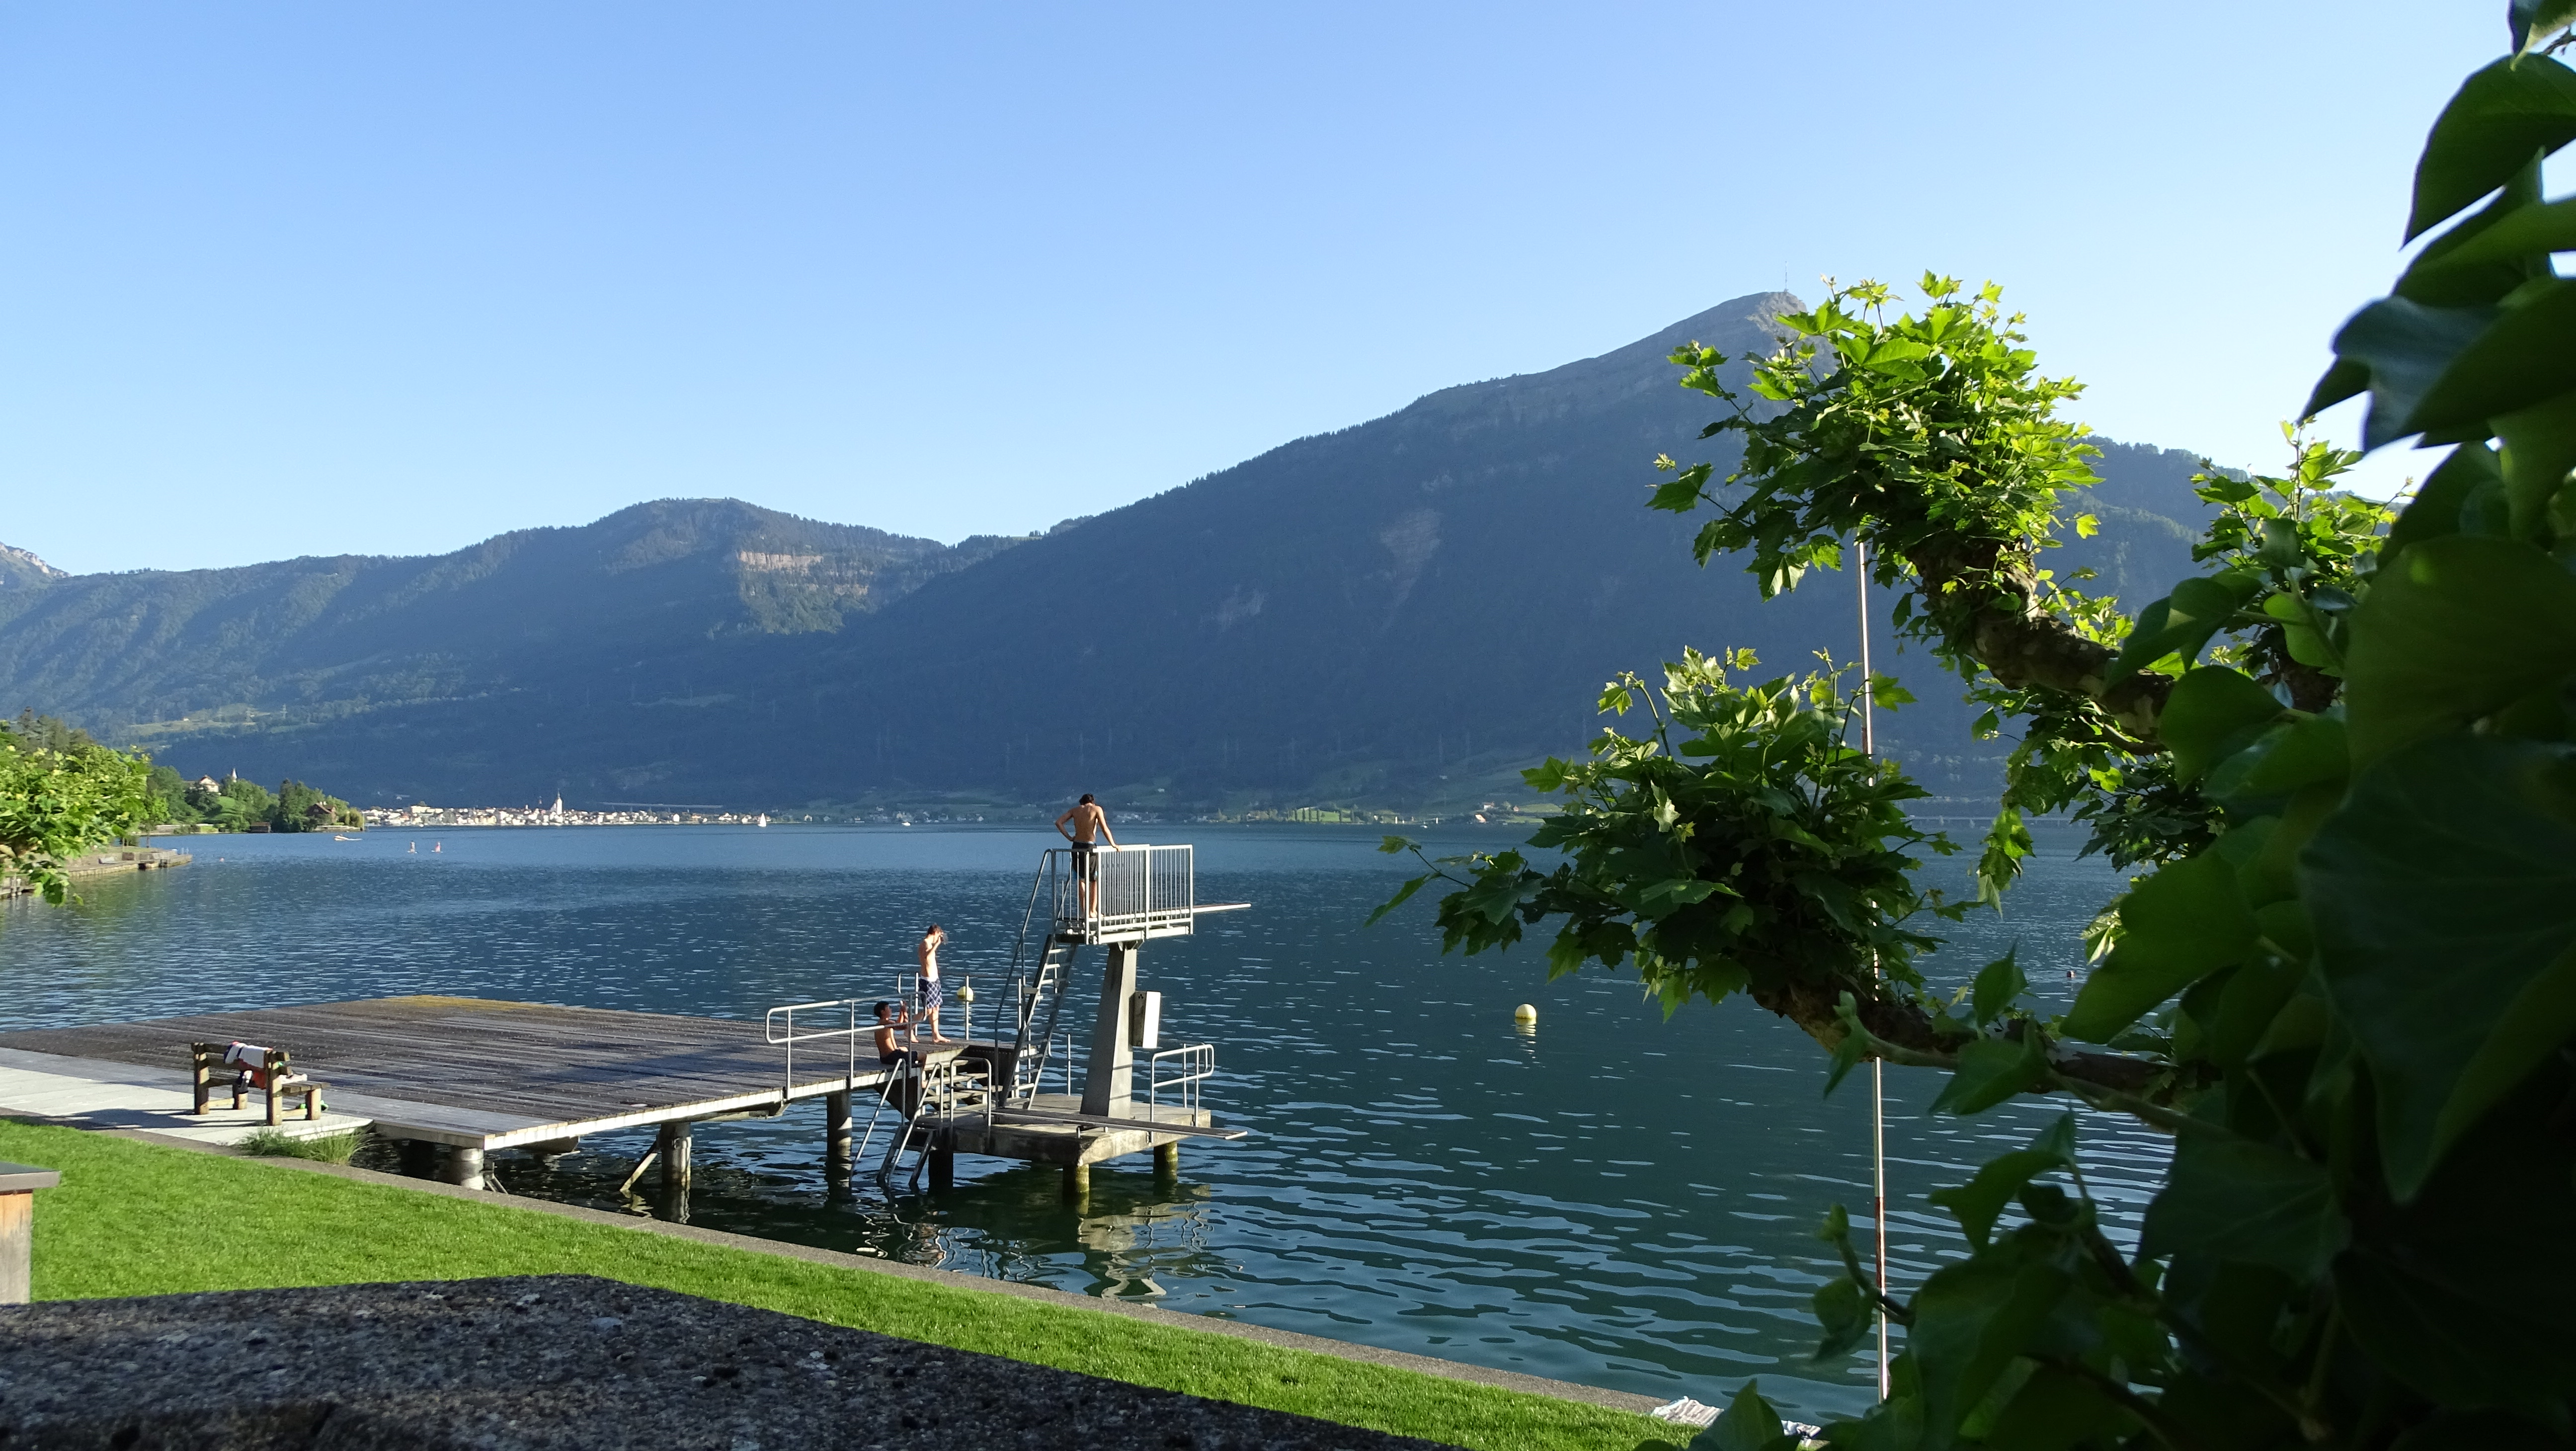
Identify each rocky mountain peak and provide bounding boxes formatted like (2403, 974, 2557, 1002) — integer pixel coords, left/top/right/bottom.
(0, 544, 66, 590)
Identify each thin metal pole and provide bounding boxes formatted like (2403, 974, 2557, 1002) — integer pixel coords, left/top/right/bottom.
(1857, 539, 1890, 1401)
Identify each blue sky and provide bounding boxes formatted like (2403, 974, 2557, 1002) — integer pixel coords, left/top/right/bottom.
(0, 3, 2513, 574)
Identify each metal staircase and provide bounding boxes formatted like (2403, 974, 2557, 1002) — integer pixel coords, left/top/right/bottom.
(1009, 935, 1079, 1103)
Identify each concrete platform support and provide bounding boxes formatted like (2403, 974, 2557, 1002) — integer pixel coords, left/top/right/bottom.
(441, 1145, 486, 1189)
(1064, 1162, 1090, 1201)
(657, 1121, 693, 1194)
(1154, 1141, 1179, 1176)
(1081, 944, 1140, 1120)
(824, 1091, 853, 1183)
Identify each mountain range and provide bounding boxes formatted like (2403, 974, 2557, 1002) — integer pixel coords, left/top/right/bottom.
(0, 292, 2214, 812)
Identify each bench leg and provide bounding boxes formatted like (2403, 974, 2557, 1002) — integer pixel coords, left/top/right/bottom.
(266, 1088, 281, 1127)
(0, 1191, 30, 1306)
(305, 1089, 322, 1123)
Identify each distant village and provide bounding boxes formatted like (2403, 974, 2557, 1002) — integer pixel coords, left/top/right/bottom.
(345, 798, 1528, 829)
(360, 798, 803, 829)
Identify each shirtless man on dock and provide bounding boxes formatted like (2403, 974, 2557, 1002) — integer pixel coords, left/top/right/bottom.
(1054, 793, 1118, 917)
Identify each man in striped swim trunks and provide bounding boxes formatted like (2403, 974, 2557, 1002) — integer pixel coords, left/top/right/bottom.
(913, 923, 950, 1043)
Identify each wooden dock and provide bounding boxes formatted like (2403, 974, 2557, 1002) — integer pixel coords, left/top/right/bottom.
(0, 992, 1239, 1193)
(0, 996, 911, 1181)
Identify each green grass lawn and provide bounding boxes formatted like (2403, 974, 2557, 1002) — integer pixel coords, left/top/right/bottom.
(1, 1122, 1663, 1451)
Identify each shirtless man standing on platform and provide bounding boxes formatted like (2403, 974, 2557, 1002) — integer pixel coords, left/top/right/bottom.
(913, 923, 950, 1043)
(1054, 793, 1119, 917)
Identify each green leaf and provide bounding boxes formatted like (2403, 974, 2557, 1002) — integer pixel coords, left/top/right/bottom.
(2513, 0, 2576, 55)
(2495, 385, 2576, 545)
(1693, 1380, 1799, 1451)
(1824, 994, 1870, 1097)
(2394, 160, 2552, 309)
(1926, 1033, 2048, 1116)
(2319, 296, 2502, 450)
(1969, 950, 2026, 1027)
(2065, 849, 2259, 1042)
(2160, 667, 2287, 784)
(1986, 1366, 2127, 1451)
(2404, 193, 2576, 280)
(1365, 874, 1431, 928)
(2141, 1127, 2346, 1278)
(2408, 278, 2576, 436)
(2106, 574, 2259, 682)
(2208, 954, 2307, 1069)
(1810, 1274, 1874, 1361)
(1906, 1256, 2073, 1444)
(2342, 533, 2576, 767)
(2407, 54, 2576, 242)
(2303, 355, 2371, 421)
(2338, 1252, 2573, 1420)
(1458, 861, 1534, 925)
(2207, 715, 2349, 808)
(2333, 1074, 2576, 1416)
(1927, 1114, 2075, 1250)
(2302, 733, 2576, 1199)
(2382, 443, 2502, 567)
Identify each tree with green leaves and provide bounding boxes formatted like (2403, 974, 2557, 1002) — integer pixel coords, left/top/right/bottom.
(0, 714, 153, 905)
(1380, 10, 2576, 1447)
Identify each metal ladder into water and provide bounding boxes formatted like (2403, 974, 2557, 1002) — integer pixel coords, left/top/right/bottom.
(871, 1053, 989, 1192)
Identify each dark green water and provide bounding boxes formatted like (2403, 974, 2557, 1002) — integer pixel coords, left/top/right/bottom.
(0, 823, 2161, 1419)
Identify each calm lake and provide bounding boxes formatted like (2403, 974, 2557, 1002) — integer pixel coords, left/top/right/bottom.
(0, 822, 2161, 1420)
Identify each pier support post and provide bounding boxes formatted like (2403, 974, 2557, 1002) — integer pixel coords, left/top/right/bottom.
(657, 1122, 693, 1194)
(1154, 1141, 1179, 1177)
(397, 1137, 438, 1179)
(929, 1149, 954, 1190)
(1081, 944, 1140, 1120)
(441, 1146, 486, 1190)
(1064, 1162, 1089, 1201)
(825, 1091, 854, 1183)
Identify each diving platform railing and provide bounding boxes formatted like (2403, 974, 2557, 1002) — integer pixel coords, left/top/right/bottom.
(1041, 843, 1200, 943)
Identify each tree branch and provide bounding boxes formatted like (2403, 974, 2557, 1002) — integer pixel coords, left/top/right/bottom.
(1748, 974, 2169, 1101)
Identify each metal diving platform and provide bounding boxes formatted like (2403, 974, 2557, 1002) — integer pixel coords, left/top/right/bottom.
(845, 843, 1254, 1194)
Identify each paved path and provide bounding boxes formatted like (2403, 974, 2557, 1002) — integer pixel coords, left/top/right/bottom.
(0, 1046, 366, 1147)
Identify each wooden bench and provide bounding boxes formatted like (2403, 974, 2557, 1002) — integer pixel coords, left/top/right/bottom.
(189, 1041, 328, 1126)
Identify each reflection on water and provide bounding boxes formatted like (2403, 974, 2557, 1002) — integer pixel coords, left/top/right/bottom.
(0, 823, 2161, 1419)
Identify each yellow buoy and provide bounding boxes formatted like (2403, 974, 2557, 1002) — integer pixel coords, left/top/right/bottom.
(1513, 1003, 1538, 1025)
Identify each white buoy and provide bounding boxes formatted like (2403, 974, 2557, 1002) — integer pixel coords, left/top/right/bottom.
(1513, 1003, 1537, 1025)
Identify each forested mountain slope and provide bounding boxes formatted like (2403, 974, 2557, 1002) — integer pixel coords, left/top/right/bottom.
(0, 294, 2213, 809)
